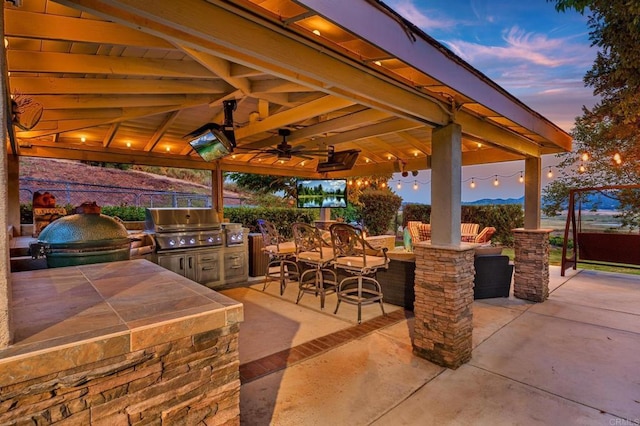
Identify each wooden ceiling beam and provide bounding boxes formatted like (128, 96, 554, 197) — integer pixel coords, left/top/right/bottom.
(9, 77, 230, 95)
(144, 110, 180, 152)
(234, 95, 354, 140)
(17, 100, 208, 138)
(103, 123, 120, 148)
(5, 8, 173, 49)
(7, 51, 215, 78)
(318, 118, 422, 147)
(179, 45, 251, 95)
(28, 94, 218, 110)
(251, 79, 312, 94)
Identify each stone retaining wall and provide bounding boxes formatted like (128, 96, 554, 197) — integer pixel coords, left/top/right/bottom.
(0, 324, 240, 425)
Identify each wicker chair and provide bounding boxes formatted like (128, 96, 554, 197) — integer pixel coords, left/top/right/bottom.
(292, 222, 337, 309)
(257, 219, 299, 295)
(329, 223, 389, 323)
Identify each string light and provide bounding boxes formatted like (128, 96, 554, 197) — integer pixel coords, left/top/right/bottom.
(396, 181, 402, 190)
(381, 182, 386, 188)
(413, 181, 419, 190)
(581, 152, 589, 162)
(470, 178, 476, 189)
(493, 175, 499, 187)
(613, 153, 622, 164)
(579, 164, 586, 173)
(518, 172, 524, 183)
(547, 167, 553, 178)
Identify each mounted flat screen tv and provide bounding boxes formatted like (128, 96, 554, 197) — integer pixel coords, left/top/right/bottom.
(187, 124, 234, 162)
(296, 179, 348, 208)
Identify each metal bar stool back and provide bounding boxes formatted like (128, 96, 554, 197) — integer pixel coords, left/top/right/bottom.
(329, 223, 389, 323)
(292, 222, 337, 309)
(257, 219, 299, 295)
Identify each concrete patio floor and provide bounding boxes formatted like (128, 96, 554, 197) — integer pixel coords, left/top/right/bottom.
(220, 266, 640, 425)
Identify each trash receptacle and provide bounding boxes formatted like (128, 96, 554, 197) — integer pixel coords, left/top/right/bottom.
(248, 233, 269, 277)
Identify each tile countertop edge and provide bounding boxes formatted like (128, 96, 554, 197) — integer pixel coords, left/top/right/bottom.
(3, 259, 244, 387)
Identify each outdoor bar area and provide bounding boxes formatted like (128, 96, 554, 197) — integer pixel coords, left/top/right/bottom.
(0, 0, 574, 423)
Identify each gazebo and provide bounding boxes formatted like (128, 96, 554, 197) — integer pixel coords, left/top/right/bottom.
(0, 0, 571, 423)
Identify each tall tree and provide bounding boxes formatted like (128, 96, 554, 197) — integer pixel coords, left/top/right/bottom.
(544, 1, 640, 226)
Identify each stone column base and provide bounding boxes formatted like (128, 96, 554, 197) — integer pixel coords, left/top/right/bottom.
(412, 242, 475, 369)
(513, 228, 553, 302)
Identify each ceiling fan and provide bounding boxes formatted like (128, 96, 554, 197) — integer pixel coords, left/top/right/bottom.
(238, 129, 329, 161)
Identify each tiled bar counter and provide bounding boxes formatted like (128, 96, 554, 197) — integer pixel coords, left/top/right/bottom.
(0, 259, 243, 425)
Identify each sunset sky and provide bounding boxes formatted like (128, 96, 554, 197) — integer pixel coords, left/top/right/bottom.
(386, 0, 598, 202)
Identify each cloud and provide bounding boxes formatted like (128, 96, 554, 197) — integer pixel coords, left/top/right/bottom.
(386, 0, 459, 30)
(447, 25, 582, 68)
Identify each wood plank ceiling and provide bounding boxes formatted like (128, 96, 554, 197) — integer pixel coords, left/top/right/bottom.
(3, 0, 572, 178)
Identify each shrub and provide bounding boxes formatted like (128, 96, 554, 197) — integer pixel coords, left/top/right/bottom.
(402, 203, 431, 225)
(359, 190, 402, 235)
(101, 205, 146, 221)
(223, 206, 318, 239)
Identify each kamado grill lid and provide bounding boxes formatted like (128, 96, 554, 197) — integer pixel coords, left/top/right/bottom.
(37, 203, 129, 248)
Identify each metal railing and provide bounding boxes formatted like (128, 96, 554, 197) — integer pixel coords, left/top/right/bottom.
(20, 177, 249, 208)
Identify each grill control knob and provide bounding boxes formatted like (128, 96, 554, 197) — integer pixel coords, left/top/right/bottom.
(179, 238, 186, 245)
(169, 239, 176, 246)
(207, 236, 214, 243)
(189, 238, 196, 245)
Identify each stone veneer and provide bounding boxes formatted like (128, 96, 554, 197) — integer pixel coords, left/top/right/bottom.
(0, 325, 240, 425)
(412, 242, 475, 369)
(513, 228, 553, 302)
(0, 260, 243, 425)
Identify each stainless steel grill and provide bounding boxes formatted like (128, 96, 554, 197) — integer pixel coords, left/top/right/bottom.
(144, 208, 247, 287)
(145, 208, 223, 251)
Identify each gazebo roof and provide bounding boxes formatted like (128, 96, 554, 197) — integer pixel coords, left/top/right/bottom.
(4, 0, 572, 177)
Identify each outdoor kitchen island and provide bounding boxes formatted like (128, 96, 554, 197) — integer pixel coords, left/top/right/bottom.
(0, 259, 243, 425)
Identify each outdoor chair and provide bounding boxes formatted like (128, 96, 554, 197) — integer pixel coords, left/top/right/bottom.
(257, 219, 299, 295)
(292, 222, 337, 309)
(329, 223, 389, 323)
(461, 223, 480, 242)
(474, 226, 496, 244)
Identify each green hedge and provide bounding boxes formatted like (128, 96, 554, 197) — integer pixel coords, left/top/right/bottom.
(101, 205, 146, 221)
(223, 206, 318, 239)
(402, 203, 524, 246)
(359, 190, 403, 235)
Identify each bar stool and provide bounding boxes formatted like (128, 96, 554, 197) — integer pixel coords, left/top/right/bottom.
(292, 222, 337, 309)
(257, 219, 299, 295)
(329, 223, 389, 323)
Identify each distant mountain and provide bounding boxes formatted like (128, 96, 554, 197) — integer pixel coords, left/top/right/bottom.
(464, 192, 621, 210)
(464, 197, 524, 206)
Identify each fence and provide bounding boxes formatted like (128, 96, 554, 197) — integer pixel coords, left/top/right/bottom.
(20, 177, 248, 208)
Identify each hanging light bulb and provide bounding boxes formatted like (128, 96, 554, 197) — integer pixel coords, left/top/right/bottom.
(396, 181, 402, 190)
(381, 182, 387, 188)
(413, 181, 418, 190)
(547, 167, 553, 178)
(518, 172, 524, 183)
(493, 175, 499, 186)
(356, 180, 362, 187)
(579, 164, 586, 173)
(613, 153, 622, 164)
(470, 178, 476, 189)
(581, 152, 589, 162)
(348, 180, 353, 186)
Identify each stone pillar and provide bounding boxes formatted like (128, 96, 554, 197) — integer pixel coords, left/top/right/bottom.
(513, 228, 552, 302)
(413, 243, 475, 369)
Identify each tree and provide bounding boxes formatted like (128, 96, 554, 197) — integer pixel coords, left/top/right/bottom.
(544, 1, 640, 227)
